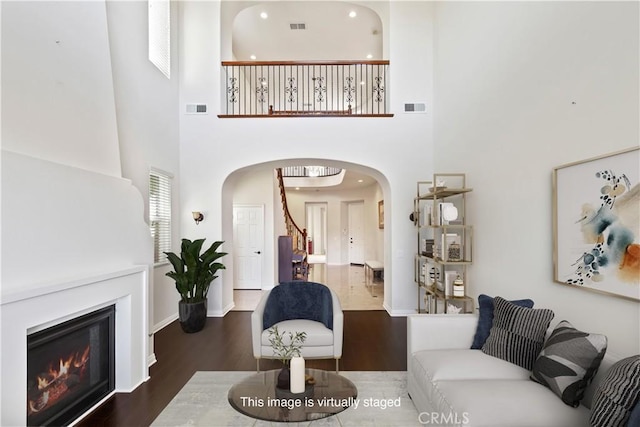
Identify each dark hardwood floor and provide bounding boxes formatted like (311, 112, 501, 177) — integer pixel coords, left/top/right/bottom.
(77, 310, 407, 427)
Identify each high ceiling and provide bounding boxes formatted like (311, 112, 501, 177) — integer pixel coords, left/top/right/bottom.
(232, 0, 384, 191)
(285, 169, 378, 192)
(231, 2, 383, 191)
(231, 2, 383, 61)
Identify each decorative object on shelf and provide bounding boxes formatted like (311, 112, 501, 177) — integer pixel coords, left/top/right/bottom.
(447, 303, 462, 314)
(442, 204, 459, 222)
(441, 233, 459, 260)
(290, 356, 306, 393)
(553, 147, 639, 301)
(422, 239, 434, 257)
(453, 275, 465, 297)
(430, 180, 447, 193)
(267, 325, 307, 389)
(429, 267, 440, 283)
(448, 242, 462, 261)
(444, 270, 458, 297)
(164, 239, 227, 333)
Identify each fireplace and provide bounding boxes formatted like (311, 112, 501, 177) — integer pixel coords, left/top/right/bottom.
(26, 305, 115, 426)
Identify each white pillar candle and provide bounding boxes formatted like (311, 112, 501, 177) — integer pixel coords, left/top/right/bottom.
(290, 356, 305, 393)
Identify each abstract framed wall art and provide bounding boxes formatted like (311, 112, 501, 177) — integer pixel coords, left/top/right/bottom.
(553, 147, 639, 301)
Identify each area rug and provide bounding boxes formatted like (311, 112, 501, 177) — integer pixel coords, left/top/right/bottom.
(151, 371, 420, 426)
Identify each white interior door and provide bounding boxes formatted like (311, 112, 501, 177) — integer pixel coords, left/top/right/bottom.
(348, 201, 365, 265)
(233, 205, 263, 289)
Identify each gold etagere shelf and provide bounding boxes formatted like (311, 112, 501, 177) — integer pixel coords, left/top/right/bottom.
(413, 174, 474, 314)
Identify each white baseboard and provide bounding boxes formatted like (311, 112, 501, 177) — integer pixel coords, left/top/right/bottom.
(385, 303, 415, 317)
(208, 301, 235, 317)
(153, 313, 178, 333)
(147, 352, 157, 368)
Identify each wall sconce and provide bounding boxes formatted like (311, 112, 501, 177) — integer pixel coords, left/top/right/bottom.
(192, 211, 204, 225)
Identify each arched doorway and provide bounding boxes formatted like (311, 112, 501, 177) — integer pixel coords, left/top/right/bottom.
(221, 159, 389, 311)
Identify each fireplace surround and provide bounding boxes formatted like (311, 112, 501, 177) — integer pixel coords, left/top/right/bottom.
(27, 305, 115, 426)
(1, 267, 149, 426)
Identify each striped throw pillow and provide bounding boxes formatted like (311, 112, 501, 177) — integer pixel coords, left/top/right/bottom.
(590, 355, 640, 427)
(482, 296, 554, 371)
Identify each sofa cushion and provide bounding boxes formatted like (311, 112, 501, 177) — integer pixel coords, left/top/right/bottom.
(590, 355, 640, 427)
(482, 296, 554, 370)
(261, 319, 334, 347)
(412, 349, 531, 383)
(530, 320, 607, 407)
(471, 294, 535, 349)
(430, 379, 590, 427)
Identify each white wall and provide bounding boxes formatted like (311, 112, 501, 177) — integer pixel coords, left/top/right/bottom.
(179, 1, 434, 316)
(1, 0, 153, 289)
(433, 1, 640, 357)
(1, 1, 121, 177)
(1, 1, 154, 422)
(104, 1, 182, 333)
(286, 182, 383, 265)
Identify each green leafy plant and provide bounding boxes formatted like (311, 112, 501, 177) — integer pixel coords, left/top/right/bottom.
(268, 325, 307, 366)
(164, 238, 227, 303)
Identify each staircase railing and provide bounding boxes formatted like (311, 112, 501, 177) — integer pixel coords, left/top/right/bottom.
(276, 168, 307, 252)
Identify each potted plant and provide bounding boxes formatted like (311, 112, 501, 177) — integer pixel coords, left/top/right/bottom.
(164, 238, 227, 333)
(268, 325, 306, 389)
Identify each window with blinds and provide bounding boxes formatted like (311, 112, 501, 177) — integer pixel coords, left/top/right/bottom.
(149, 170, 172, 263)
(149, 0, 170, 78)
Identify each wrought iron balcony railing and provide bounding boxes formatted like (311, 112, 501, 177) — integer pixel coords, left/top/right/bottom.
(219, 60, 392, 117)
(281, 166, 342, 177)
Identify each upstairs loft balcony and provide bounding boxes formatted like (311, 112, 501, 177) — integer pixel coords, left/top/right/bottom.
(219, 60, 393, 118)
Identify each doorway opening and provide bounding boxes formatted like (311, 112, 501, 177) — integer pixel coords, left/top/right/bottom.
(225, 160, 388, 312)
(306, 202, 327, 264)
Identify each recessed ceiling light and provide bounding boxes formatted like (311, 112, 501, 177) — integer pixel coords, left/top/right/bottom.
(295, 187, 300, 190)
(349, 11, 357, 18)
(366, 54, 373, 59)
(250, 54, 256, 60)
(358, 179, 364, 183)
(260, 12, 268, 19)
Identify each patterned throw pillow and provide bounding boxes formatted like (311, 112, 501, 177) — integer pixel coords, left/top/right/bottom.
(530, 320, 607, 407)
(471, 294, 535, 349)
(590, 355, 640, 427)
(482, 296, 554, 371)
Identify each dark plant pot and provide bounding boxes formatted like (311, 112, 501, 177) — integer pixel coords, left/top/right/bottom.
(178, 300, 207, 333)
(276, 366, 290, 389)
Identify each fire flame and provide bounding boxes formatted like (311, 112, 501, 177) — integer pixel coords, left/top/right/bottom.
(28, 345, 91, 414)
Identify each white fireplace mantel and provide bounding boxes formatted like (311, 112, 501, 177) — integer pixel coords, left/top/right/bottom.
(1, 265, 150, 427)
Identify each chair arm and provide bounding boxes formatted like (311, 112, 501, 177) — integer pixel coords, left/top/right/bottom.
(330, 290, 343, 358)
(407, 314, 478, 358)
(251, 290, 271, 358)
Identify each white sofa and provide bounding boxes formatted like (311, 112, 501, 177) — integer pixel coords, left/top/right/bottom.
(407, 314, 619, 427)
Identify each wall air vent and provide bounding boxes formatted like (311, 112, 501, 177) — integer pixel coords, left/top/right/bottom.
(186, 104, 207, 114)
(290, 23, 306, 30)
(404, 102, 427, 113)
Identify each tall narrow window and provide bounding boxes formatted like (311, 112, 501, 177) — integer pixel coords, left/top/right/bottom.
(149, 169, 172, 263)
(149, 0, 170, 78)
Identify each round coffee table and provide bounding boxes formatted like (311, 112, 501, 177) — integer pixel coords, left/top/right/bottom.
(228, 368, 358, 422)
